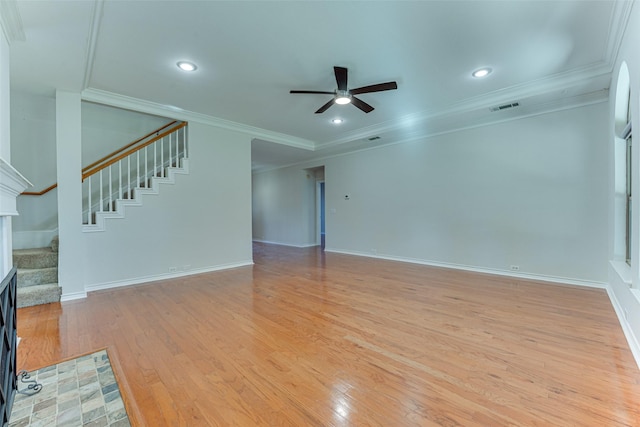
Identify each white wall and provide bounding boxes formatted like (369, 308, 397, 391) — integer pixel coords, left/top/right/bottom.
(253, 101, 609, 284)
(608, 1, 640, 363)
(83, 122, 253, 290)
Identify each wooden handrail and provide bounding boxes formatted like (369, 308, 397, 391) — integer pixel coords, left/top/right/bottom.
(82, 120, 179, 173)
(21, 121, 185, 195)
(82, 121, 187, 181)
(22, 183, 58, 196)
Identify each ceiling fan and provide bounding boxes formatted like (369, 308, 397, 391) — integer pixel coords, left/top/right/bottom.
(290, 66, 398, 114)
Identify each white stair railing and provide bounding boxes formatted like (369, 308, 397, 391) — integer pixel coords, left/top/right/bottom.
(82, 122, 188, 225)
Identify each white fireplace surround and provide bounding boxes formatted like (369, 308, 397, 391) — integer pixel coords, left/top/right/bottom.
(0, 157, 31, 279)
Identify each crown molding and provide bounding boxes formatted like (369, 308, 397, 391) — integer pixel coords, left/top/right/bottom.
(253, 90, 608, 175)
(83, 0, 104, 91)
(603, 0, 635, 67)
(82, 88, 316, 150)
(318, 62, 612, 149)
(0, 0, 25, 45)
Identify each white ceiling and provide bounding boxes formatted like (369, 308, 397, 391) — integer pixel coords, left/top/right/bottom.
(5, 0, 631, 172)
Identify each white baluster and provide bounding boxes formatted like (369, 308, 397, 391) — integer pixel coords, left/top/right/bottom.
(88, 176, 92, 225)
(119, 160, 122, 199)
(154, 142, 157, 177)
(144, 146, 148, 187)
(183, 126, 188, 158)
(136, 150, 140, 188)
(161, 137, 164, 177)
(99, 170, 103, 212)
(127, 156, 131, 199)
(109, 165, 113, 212)
(169, 132, 172, 168)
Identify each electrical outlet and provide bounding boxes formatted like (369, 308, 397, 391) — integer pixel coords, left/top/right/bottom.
(169, 266, 178, 273)
(510, 265, 520, 271)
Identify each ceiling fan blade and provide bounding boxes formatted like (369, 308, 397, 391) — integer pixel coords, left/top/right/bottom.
(351, 96, 374, 113)
(350, 81, 398, 95)
(290, 90, 335, 95)
(334, 66, 348, 91)
(315, 99, 335, 114)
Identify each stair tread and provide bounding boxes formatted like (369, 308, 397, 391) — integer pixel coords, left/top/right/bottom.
(18, 283, 59, 290)
(13, 247, 58, 269)
(13, 247, 54, 255)
(17, 283, 61, 308)
(17, 266, 58, 272)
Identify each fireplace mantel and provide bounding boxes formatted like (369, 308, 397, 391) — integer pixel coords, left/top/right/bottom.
(0, 156, 31, 216)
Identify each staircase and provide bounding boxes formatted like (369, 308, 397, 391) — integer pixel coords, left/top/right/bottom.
(82, 121, 188, 231)
(12, 236, 61, 308)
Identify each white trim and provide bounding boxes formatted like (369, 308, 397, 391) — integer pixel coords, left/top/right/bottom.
(252, 95, 609, 175)
(610, 260, 633, 286)
(316, 180, 324, 246)
(603, 0, 634, 67)
(604, 285, 640, 369)
(0, 0, 25, 45)
(84, 260, 254, 293)
(252, 239, 317, 248)
(61, 291, 88, 302)
(81, 88, 316, 150)
(325, 248, 607, 289)
(82, 0, 104, 90)
(0, 157, 32, 216)
(317, 87, 609, 150)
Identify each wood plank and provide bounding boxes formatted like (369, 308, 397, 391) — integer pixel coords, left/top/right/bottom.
(16, 243, 640, 426)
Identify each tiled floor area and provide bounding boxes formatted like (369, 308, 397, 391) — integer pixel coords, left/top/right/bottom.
(8, 350, 130, 427)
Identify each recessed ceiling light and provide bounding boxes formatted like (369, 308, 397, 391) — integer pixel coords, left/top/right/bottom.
(472, 67, 492, 78)
(331, 118, 344, 124)
(177, 61, 197, 72)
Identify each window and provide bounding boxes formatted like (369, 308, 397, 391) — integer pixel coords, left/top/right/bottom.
(614, 62, 631, 270)
(625, 111, 632, 264)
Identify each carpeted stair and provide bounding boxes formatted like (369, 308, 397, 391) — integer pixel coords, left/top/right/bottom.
(13, 237, 62, 308)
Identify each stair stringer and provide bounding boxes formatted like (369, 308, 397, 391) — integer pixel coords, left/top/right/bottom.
(83, 158, 190, 232)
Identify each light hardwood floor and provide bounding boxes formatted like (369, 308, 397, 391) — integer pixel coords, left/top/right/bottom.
(16, 243, 640, 426)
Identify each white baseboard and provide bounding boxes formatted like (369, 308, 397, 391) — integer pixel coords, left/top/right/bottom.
(12, 229, 58, 250)
(252, 239, 318, 248)
(325, 247, 607, 289)
(605, 286, 640, 369)
(84, 260, 254, 293)
(61, 291, 88, 302)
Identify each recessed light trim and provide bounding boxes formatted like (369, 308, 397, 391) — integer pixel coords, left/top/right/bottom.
(472, 67, 492, 78)
(177, 61, 197, 72)
(331, 118, 344, 124)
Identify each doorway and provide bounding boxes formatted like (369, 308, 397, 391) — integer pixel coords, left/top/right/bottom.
(317, 180, 325, 249)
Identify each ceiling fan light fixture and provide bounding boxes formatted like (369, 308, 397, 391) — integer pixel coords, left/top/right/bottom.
(472, 67, 492, 78)
(177, 61, 198, 72)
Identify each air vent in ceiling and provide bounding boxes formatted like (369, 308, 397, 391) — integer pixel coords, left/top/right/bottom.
(490, 102, 520, 112)
(368, 136, 381, 141)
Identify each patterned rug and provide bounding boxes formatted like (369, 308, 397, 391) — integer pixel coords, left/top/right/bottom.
(8, 349, 130, 426)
